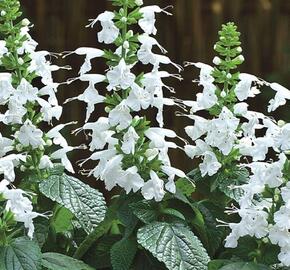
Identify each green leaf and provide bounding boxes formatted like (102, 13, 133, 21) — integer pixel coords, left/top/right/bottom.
(137, 222, 210, 270)
(83, 235, 121, 269)
(110, 237, 137, 270)
(52, 205, 74, 233)
(39, 173, 107, 234)
(0, 237, 42, 270)
(219, 262, 270, 270)
(41, 253, 94, 270)
(208, 260, 232, 270)
(175, 178, 195, 197)
(33, 219, 49, 248)
(130, 200, 159, 224)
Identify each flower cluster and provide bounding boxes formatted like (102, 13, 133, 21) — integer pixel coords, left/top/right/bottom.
(66, 0, 185, 201)
(182, 22, 290, 266)
(0, 180, 43, 239)
(0, 0, 77, 238)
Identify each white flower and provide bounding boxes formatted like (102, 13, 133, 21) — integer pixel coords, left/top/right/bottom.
(66, 74, 106, 122)
(14, 78, 38, 105)
(185, 115, 209, 140)
(235, 73, 258, 101)
(4, 97, 27, 124)
(0, 133, 13, 157)
(205, 107, 239, 155)
(234, 102, 248, 115)
(88, 11, 119, 44)
(37, 98, 63, 122)
(82, 118, 116, 151)
(161, 165, 186, 193)
(275, 206, 290, 230)
(145, 128, 177, 150)
(268, 82, 290, 112)
(199, 151, 221, 176)
(275, 124, 290, 151)
(139, 6, 171, 35)
(135, 0, 143, 6)
(51, 146, 79, 173)
(125, 83, 151, 111)
(0, 73, 14, 105)
(65, 47, 104, 75)
(118, 166, 145, 194)
(29, 51, 53, 81)
(268, 225, 290, 247)
(16, 120, 44, 149)
(121, 126, 139, 154)
(109, 101, 132, 130)
(141, 170, 165, 201)
(137, 34, 167, 65)
(184, 139, 212, 159)
(47, 122, 76, 148)
(281, 182, 290, 208)
(1, 181, 42, 238)
(39, 155, 54, 169)
(101, 155, 125, 190)
(0, 40, 8, 57)
(0, 154, 26, 182)
(107, 59, 136, 90)
(278, 246, 290, 267)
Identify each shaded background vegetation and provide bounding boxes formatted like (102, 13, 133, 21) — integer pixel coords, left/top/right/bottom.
(19, 0, 290, 188)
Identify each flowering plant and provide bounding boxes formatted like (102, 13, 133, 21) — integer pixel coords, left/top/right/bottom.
(1, 0, 290, 270)
(182, 22, 290, 270)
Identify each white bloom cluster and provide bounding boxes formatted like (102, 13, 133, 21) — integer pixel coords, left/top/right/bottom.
(183, 45, 290, 267)
(67, 4, 185, 201)
(0, 179, 42, 238)
(0, 19, 78, 181)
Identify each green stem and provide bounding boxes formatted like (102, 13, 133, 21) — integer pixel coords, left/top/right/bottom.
(73, 217, 113, 259)
(121, 2, 128, 59)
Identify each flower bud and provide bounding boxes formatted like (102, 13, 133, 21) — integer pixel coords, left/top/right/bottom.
(105, 106, 111, 113)
(20, 165, 26, 172)
(226, 73, 232, 79)
(135, 0, 143, 6)
(274, 194, 280, 203)
(127, 30, 134, 37)
(121, 17, 127, 23)
(39, 145, 45, 151)
(262, 237, 269, 244)
(18, 58, 24, 65)
(46, 139, 53, 146)
(213, 56, 221, 65)
(238, 55, 245, 62)
(123, 41, 129, 50)
(237, 46, 242, 53)
(278, 120, 286, 127)
(1, 11, 6, 16)
(15, 144, 23, 152)
(21, 18, 30, 26)
(221, 91, 226, 98)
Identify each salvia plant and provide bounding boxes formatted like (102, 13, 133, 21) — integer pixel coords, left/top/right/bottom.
(1, 1, 290, 270)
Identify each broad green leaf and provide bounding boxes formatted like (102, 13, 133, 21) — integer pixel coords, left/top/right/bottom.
(219, 262, 270, 270)
(39, 173, 107, 233)
(33, 219, 49, 248)
(0, 237, 42, 270)
(52, 205, 74, 233)
(208, 260, 232, 270)
(130, 200, 159, 224)
(41, 253, 94, 270)
(137, 222, 210, 270)
(110, 238, 137, 270)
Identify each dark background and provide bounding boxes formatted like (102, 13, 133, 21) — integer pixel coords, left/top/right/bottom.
(19, 0, 290, 183)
